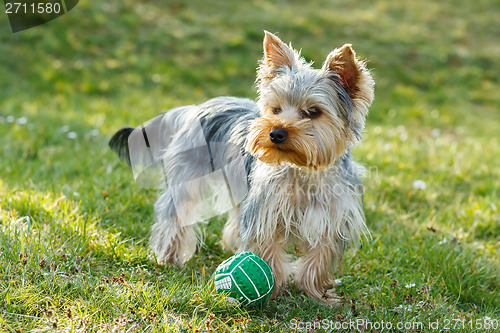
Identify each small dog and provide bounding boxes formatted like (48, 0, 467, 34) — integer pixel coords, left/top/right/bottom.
(109, 31, 374, 304)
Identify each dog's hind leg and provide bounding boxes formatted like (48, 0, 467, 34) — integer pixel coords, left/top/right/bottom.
(150, 191, 198, 267)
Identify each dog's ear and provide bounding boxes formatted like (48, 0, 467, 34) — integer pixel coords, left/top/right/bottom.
(323, 44, 375, 135)
(258, 31, 299, 82)
(323, 44, 369, 98)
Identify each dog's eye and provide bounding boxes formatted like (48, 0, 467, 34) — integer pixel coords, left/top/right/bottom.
(272, 107, 281, 114)
(306, 107, 321, 118)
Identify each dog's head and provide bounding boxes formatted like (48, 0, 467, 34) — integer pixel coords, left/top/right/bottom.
(246, 31, 374, 170)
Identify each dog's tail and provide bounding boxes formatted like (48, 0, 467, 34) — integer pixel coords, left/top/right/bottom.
(109, 127, 134, 166)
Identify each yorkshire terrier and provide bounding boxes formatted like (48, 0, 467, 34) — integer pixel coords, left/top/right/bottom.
(109, 31, 374, 304)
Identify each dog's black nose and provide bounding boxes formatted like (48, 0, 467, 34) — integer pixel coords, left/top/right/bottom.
(269, 128, 288, 144)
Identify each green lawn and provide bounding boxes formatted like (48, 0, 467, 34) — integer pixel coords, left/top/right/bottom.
(1, 0, 499, 331)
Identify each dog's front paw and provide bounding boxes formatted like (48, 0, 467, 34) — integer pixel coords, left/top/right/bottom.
(299, 283, 341, 306)
(320, 288, 341, 306)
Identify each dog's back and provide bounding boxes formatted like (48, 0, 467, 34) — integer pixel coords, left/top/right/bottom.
(109, 97, 258, 173)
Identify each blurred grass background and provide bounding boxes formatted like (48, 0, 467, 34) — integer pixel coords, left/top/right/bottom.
(0, 0, 499, 331)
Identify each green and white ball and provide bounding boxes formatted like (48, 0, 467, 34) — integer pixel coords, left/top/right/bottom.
(214, 251, 274, 306)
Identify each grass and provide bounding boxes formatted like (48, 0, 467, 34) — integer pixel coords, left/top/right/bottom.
(0, 0, 499, 331)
